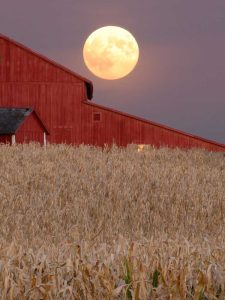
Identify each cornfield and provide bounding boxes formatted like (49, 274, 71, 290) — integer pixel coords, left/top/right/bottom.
(0, 143, 224, 299)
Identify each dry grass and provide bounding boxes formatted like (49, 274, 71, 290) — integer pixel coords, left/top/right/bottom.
(0, 143, 224, 299)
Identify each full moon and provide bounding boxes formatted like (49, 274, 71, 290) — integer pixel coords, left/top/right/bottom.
(83, 26, 139, 80)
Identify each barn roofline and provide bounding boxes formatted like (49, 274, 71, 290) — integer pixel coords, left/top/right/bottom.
(31, 109, 50, 134)
(0, 33, 93, 100)
(0, 106, 50, 134)
(14, 108, 50, 135)
(83, 100, 225, 149)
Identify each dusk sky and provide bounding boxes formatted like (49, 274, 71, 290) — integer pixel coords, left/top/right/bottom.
(1, 0, 225, 143)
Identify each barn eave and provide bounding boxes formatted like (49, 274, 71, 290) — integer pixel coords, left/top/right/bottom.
(0, 33, 93, 99)
(0, 107, 49, 135)
(83, 100, 225, 150)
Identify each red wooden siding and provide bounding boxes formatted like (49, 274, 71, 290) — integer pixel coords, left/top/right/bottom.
(0, 110, 47, 145)
(0, 35, 91, 144)
(0, 35, 93, 87)
(0, 34, 225, 152)
(16, 112, 45, 144)
(0, 135, 11, 144)
(81, 101, 225, 152)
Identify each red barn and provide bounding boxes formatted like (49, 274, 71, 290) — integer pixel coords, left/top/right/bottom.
(0, 33, 225, 152)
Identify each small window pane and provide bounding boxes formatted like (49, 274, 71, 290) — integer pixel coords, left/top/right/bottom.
(93, 112, 101, 121)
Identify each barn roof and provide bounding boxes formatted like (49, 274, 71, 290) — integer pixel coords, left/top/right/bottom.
(0, 33, 93, 99)
(0, 108, 49, 134)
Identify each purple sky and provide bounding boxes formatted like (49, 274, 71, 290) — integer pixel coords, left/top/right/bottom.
(1, 0, 225, 143)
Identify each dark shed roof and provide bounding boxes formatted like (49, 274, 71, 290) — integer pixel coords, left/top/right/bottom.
(0, 108, 33, 134)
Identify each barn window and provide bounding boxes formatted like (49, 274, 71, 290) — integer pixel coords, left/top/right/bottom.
(93, 112, 101, 121)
